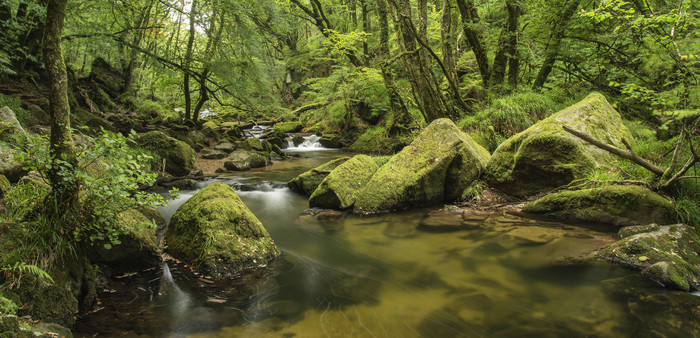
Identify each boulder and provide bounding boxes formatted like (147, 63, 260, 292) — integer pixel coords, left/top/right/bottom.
(235, 137, 264, 151)
(600, 224, 700, 291)
(309, 155, 378, 209)
(214, 142, 235, 153)
(319, 134, 342, 148)
(164, 182, 279, 278)
(0, 106, 24, 135)
(292, 135, 305, 146)
(274, 121, 303, 133)
(0, 144, 27, 183)
(88, 209, 160, 275)
(287, 157, 351, 196)
(223, 149, 270, 171)
(354, 118, 490, 214)
(134, 131, 195, 177)
(202, 121, 218, 130)
(522, 185, 676, 227)
(484, 93, 632, 197)
(201, 149, 228, 159)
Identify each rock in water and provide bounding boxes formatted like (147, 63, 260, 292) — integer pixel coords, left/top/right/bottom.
(484, 93, 632, 197)
(354, 118, 490, 214)
(523, 185, 676, 227)
(600, 224, 700, 291)
(309, 155, 378, 209)
(164, 182, 279, 278)
(135, 131, 195, 176)
(287, 157, 351, 196)
(223, 149, 270, 171)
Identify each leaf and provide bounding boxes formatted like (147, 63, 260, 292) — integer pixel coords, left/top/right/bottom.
(638, 255, 649, 262)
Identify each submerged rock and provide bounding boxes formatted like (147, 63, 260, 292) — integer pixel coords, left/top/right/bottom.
(88, 209, 160, 275)
(309, 155, 378, 209)
(522, 185, 675, 227)
(164, 182, 279, 278)
(484, 93, 632, 197)
(600, 224, 700, 291)
(223, 149, 270, 171)
(135, 131, 195, 176)
(354, 118, 490, 214)
(287, 157, 351, 196)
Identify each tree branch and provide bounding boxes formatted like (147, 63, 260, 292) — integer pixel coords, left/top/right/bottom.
(562, 125, 665, 176)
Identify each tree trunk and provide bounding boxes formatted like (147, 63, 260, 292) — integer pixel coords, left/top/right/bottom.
(507, 2, 521, 87)
(183, 0, 198, 120)
(532, 0, 581, 91)
(456, 0, 489, 87)
(441, 0, 458, 98)
(44, 0, 78, 214)
(361, 0, 370, 59)
(490, 1, 520, 86)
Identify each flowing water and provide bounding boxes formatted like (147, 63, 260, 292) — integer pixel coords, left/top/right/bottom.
(73, 150, 700, 337)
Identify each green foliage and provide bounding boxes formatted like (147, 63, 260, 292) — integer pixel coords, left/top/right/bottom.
(10, 129, 174, 248)
(0, 94, 34, 128)
(0, 51, 15, 76)
(460, 180, 485, 202)
(458, 90, 557, 151)
(0, 295, 18, 315)
(1, 262, 53, 290)
(676, 197, 700, 228)
(0, 180, 49, 223)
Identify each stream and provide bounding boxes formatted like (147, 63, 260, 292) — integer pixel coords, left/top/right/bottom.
(72, 147, 700, 337)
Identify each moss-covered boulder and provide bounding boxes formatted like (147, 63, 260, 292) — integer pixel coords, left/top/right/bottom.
(309, 155, 378, 209)
(600, 224, 700, 291)
(0, 106, 25, 137)
(354, 118, 490, 214)
(0, 143, 26, 183)
(200, 149, 228, 159)
(319, 134, 342, 148)
(287, 157, 351, 196)
(87, 209, 160, 275)
(214, 142, 235, 153)
(484, 93, 632, 197)
(135, 131, 195, 176)
(223, 149, 270, 171)
(523, 185, 675, 227)
(274, 121, 303, 133)
(236, 137, 264, 151)
(164, 182, 279, 278)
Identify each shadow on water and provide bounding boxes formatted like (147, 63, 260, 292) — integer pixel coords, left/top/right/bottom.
(73, 152, 700, 337)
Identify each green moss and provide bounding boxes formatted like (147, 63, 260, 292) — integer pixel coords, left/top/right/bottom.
(309, 155, 378, 209)
(354, 118, 490, 214)
(274, 121, 303, 133)
(0, 295, 17, 315)
(202, 121, 218, 130)
(164, 182, 279, 278)
(484, 92, 632, 197)
(523, 185, 676, 227)
(287, 157, 351, 196)
(135, 131, 195, 176)
(601, 224, 700, 291)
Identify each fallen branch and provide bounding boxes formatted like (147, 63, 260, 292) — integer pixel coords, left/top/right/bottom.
(562, 125, 664, 176)
(293, 102, 327, 115)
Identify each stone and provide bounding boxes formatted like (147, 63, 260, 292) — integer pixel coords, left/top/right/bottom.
(600, 224, 700, 291)
(160, 179, 197, 190)
(309, 155, 378, 210)
(164, 182, 280, 278)
(223, 149, 270, 171)
(417, 208, 468, 232)
(214, 142, 235, 153)
(274, 121, 303, 133)
(0, 106, 24, 134)
(88, 209, 160, 275)
(134, 131, 195, 177)
(287, 157, 351, 196)
(523, 185, 675, 227)
(292, 135, 305, 146)
(354, 118, 490, 214)
(484, 92, 632, 197)
(201, 149, 228, 159)
(0, 143, 26, 183)
(319, 134, 342, 148)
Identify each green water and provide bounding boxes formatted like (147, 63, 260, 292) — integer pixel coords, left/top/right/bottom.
(72, 151, 700, 337)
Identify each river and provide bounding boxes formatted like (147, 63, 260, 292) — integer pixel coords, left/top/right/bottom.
(72, 149, 700, 337)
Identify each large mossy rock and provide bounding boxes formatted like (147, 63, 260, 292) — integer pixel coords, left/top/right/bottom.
(135, 131, 195, 176)
(274, 121, 302, 133)
(600, 224, 700, 291)
(523, 185, 676, 227)
(164, 182, 279, 278)
(287, 157, 351, 196)
(309, 155, 378, 210)
(223, 149, 270, 171)
(484, 93, 632, 197)
(0, 143, 26, 183)
(354, 118, 490, 214)
(0, 106, 25, 136)
(87, 209, 160, 275)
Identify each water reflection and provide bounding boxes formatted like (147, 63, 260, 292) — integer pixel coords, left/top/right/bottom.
(73, 153, 700, 337)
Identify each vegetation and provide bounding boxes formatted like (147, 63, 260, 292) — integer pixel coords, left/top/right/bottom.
(0, 0, 698, 325)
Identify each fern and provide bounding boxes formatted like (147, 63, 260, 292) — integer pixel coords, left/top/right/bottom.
(1, 262, 54, 290)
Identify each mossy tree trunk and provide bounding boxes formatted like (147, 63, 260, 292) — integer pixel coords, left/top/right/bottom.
(44, 0, 78, 215)
(456, 0, 489, 87)
(532, 0, 581, 91)
(490, 1, 521, 87)
(183, 0, 198, 121)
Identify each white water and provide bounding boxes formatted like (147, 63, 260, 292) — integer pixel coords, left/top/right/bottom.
(285, 134, 336, 151)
